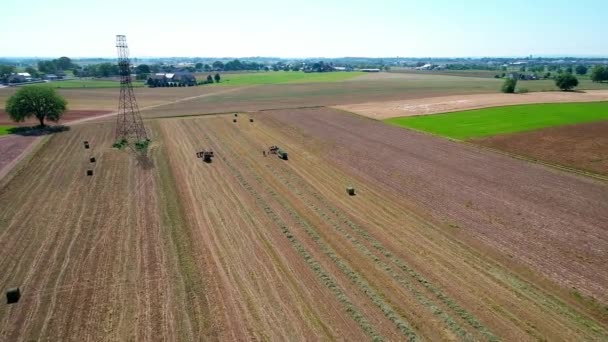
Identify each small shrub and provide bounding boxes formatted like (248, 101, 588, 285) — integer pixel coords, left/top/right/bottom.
(134, 138, 151, 152)
(501, 78, 517, 93)
(515, 87, 529, 94)
(112, 138, 128, 149)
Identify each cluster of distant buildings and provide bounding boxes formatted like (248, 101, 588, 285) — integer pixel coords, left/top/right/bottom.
(147, 72, 197, 87)
(6, 72, 66, 84)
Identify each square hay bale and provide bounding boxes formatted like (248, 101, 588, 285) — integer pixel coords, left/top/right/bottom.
(84, 144, 90, 149)
(6, 287, 20, 304)
(90, 157, 96, 163)
(83, 141, 89, 145)
(346, 186, 355, 196)
(86, 170, 93, 176)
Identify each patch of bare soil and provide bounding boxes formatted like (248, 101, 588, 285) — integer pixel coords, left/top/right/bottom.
(0, 135, 39, 180)
(472, 121, 608, 176)
(336, 90, 608, 119)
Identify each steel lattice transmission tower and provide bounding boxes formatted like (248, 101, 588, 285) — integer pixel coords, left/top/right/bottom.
(115, 35, 147, 143)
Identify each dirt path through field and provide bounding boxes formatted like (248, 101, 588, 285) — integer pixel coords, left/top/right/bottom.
(336, 90, 608, 119)
(0, 135, 40, 181)
(69, 86, 255, 125)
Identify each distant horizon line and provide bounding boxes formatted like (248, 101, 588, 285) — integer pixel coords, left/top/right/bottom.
(2, 54, 608, 60)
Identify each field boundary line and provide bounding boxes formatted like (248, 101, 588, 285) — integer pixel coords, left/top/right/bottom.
(362, 108, 608, 183)
(145, 105, 328, 121)
(0, 135, 48, 186)
(460, 141, 608, 182)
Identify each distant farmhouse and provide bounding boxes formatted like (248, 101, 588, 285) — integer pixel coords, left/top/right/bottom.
(8, 72, 33, 83)
(415, 64, 433, 70)
(147, 72, 197, 87)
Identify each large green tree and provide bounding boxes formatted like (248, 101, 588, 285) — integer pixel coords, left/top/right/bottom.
(575, 65, 588, 75)
(212, 61, 224, 70)
(590, 66, 608, 82)
(0, 64, 15, 83)
(56, 56, 73, 70)
(135, 64, 151, 74)
(554, 73, 579, 91)
(5, 86, 67, 127)
(25, 66, 39, 78)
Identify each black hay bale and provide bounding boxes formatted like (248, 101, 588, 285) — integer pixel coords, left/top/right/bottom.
(233, 119, 237, 123)
(346, 186, 355, 196)
(84, 144, 90, 149)
(90, 157, 96, 163)
(6, 288, 20, 304)
(250, 118, 254, 122)
(234, 113, 238, 117)
(86, 170, 93, 176)
(83, 141, 89, 145)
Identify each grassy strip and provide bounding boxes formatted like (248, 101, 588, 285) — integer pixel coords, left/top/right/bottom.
(196, 71, 364, 86)
(0, 125, 14, 135)
(154, 138, 214, 339)
(385, 102, 608, 139)
(211, 150, 384, 341)
(268, 166, 477, 341)
(271, 163, 499, 341)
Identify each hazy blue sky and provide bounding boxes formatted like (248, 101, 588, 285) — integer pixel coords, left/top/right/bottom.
(1, 0, 606, 58)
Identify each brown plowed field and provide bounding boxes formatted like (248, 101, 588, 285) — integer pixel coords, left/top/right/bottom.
(0, 135, 39, 180)
(1, 114, 607, 340)
(0, 110, 112, 126)
(264, 108, 608, 305)
(473, 121, 608, 176)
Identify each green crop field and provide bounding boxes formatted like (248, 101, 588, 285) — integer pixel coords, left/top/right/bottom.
(195, 71, 364, 86)
(385, 102, 608, 139)
(33, 79, 145, 88)
(0, 125, 14, 135)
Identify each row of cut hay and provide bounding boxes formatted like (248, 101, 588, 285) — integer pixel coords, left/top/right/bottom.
(212, 134, 419, 341)
(271, 161, 498, 341)
(210, 145, 385, 341)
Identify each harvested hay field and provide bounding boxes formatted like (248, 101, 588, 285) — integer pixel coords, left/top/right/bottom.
(473, 120, 608, 176)
(155, 114, 607, 340)
(139, 79, 502, 118)
(263, 108, 608, 306)
(0, 86, 239, 112)
(337, 90, 608, 120)
(0, 123, 211, 340)
(1, 113, 607, 340)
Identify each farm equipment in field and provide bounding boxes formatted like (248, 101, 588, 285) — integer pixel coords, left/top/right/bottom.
(268, 145, 280, 154)
(278, 150, 288, 160)
(196, 150, 214, 163)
